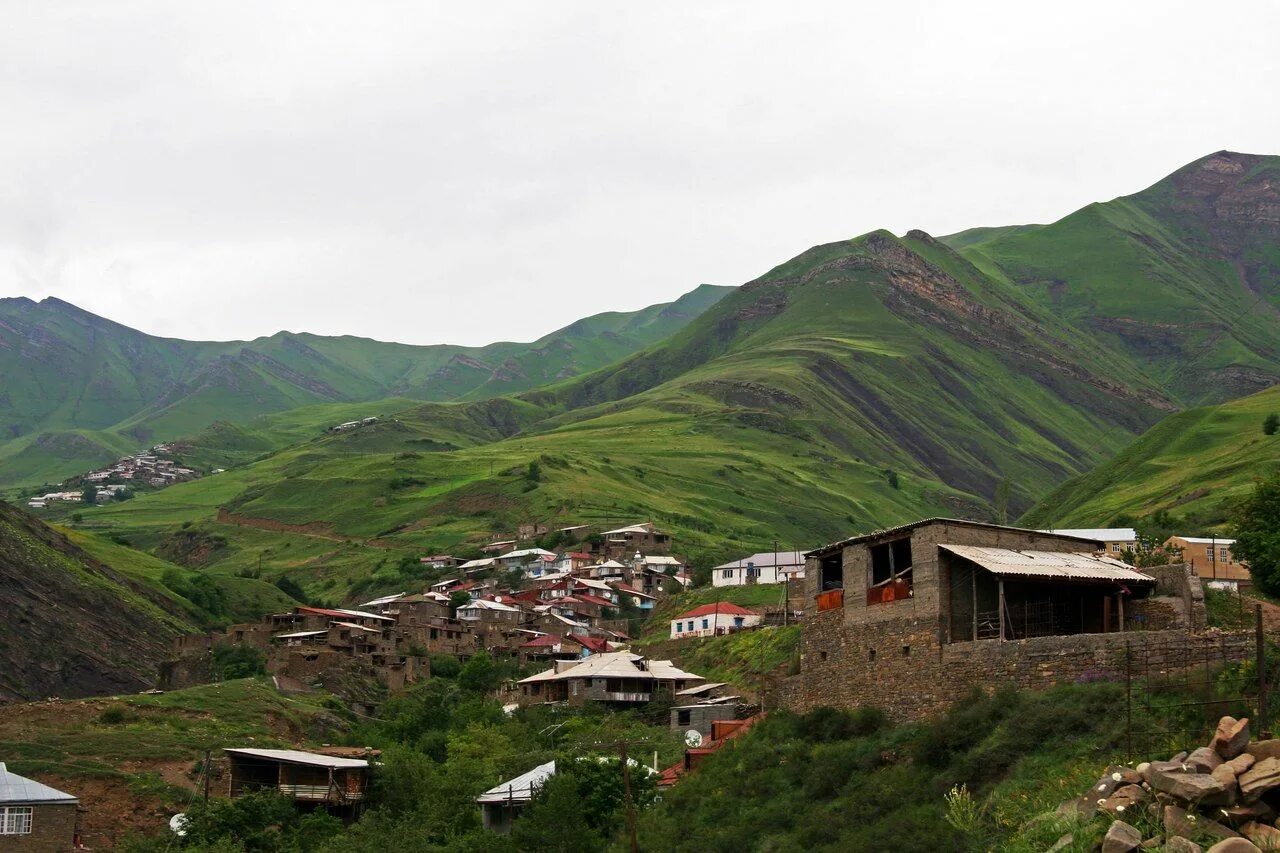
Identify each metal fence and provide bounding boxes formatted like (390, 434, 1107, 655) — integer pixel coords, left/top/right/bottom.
(1123, 604, 1267, 761)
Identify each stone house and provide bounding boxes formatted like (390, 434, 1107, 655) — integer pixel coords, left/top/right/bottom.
(225, 748, 368, 821)
(0, 763, 81, 852)
(516, 652, 704, 706)
(786, 518, 1240, 721)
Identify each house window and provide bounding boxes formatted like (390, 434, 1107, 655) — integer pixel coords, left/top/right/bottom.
(1111, 543, 1121, 552)
(733, 617, 744, 628)
(1220, 548, 1230, 560)
(1, 806, 33, 835)
(722, 569, 733, 579)
(676, 622, 683, 633)
(677, 709, 691, 725)
(868, 538, 913, 604)
(701, 619, 709, 629)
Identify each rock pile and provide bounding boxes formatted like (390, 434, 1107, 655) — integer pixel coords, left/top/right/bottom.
(1056, 717, 1280, 852)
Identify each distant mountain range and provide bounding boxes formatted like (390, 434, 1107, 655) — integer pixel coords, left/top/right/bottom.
(0, 284, 732, 486)
(7, 150, 1280, 612)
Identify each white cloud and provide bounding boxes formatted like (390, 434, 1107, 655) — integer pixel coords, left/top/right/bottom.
(0, 0, 1276, 345)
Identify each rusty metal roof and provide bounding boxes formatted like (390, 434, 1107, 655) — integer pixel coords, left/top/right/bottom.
(939, 544, 1157, 584)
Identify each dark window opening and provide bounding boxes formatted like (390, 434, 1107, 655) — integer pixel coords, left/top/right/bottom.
(677, 710, 691, 725)
(819, 650, 828, 662)
(868, 538, 913, 605)
(867, 648, 876, 662)
(820, 554, 843, 591)
(902, 645, 910, 657)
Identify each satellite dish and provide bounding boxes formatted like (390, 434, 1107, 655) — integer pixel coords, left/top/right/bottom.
(169, 813, 188, 836)
(684, 730, 704, 747)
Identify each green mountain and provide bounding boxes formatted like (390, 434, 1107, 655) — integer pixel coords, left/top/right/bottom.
(0, 284, 732, 487)
(1022, 384, 1280, 531)
(48, 151, 1280, 606)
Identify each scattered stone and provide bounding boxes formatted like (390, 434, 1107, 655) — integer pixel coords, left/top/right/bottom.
(1173, 751, 1190, 763)
(1214, 763, 1242, 800)
(1148, 767, 1233, 806)
(1241, 821, 1280, 851)
(1135, 761, 1151, 774)
(1102, 819, 1142, 853)
(1239, 757, 1280, 802)
(1219, 802, 1276, 827)
(1190, 746, 1226, 773)
(1165, 805, 1241, 842)
(1047, 833, 1073, 853)
(1206, 839, 1263, 853)
(1145, 760, 1191, 785)
(1167, 839, 1204, 853)
(1225, 754, 1258, 776)
(1214, 717, 1252, 759)
(1245, 740, 1280, 762)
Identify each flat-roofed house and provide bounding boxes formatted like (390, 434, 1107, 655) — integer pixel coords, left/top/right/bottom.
(225, 748, 368, 820)
(1164, 535, 1248, 584)
(1039, 528, 1138, 556)
(0, 762, 81, 851)
(711, 550, 808, 587)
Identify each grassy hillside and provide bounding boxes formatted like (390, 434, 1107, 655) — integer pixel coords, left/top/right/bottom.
(1023, 383, 1280, 530)
(35, 151, 1280, 610)
(0, 285, 731, 488)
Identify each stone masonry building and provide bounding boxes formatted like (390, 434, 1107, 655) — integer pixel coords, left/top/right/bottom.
(782, 518, 1247, 721)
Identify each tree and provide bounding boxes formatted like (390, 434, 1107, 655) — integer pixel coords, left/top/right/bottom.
(458, 650, 500, 694)
(512, 772, 604, 853)
(81, 484, 98, 505)
(1233, 475, 1280, 596)
(994, 478, 1012, 525)
(274, 575, 307, 602)
(1265, 413, 1279, 436)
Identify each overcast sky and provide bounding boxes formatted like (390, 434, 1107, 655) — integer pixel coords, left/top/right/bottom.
(1, 2, 1277, 346)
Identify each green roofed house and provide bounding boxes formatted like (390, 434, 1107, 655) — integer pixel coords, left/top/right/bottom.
(0, 762, 82, 851)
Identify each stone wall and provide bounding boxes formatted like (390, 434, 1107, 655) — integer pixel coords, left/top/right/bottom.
(780, 608, 1251, 721)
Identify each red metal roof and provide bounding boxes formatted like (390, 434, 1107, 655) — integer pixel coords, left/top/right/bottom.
(571, 593, 616, 608)
(295, 606, 351, 619)
(577, 635, 611, 653)
(520, 634, 568, 648)
(673, 602, 756, 620)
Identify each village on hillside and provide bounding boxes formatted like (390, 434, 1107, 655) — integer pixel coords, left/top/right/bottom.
(23, 444, 211, 510)
(60, 512, 1244, 846)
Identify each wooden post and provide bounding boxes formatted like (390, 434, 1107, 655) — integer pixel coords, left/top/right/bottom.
(971, 570, 978, 641)
(997, 581, 1006, 641)
(1118, 593, 1125, 633)
(620, 742, 639, 853)
(1103, 596, 1112, 633)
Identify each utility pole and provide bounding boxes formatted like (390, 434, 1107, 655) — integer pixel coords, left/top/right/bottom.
(619, 741, 639, 853)
(202, 749, 211, 802)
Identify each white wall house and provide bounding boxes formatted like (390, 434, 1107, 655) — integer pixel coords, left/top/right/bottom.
(1037, 528, 1138, 555)
(669, 603, 761, 639)
(711, 551, 807, 587)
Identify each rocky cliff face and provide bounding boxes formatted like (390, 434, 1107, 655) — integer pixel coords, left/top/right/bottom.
(0, 501, 187, 703)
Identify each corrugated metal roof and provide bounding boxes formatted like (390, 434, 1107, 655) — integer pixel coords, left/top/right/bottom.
(223, 748, 368, 769)
(275, 630, 328, 639)
(940, 545, 1157, 584)
(714, 551, 809, 570)
(807, 518, 1106, 558)
(0, 763, 78, 804)
(1038, 528, 1137, 542)
(476, 760, 556, 804)
(1176, 537, 1237, 545)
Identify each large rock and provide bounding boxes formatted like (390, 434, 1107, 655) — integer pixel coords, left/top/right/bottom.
(1101, 784, 1148, 818)
(1165, 805, 1241, 842)
(1225, 754, 1258, 777)
(1166, 839, 1204, 853)
(1214, 763, 1242, 800)
(1207, 840, 1263, 853)
(1148, 767, 1234, 806)
(1214, 717, 1253, 759)
(1102, 820, 1143, 853)
(1190, 746, 1226, 773)
(1241, 822, 1280, 851)
(1220, 802, 1276, 827)
(1245, 740, 1280, 761)
(1239, 757, 1280, 802)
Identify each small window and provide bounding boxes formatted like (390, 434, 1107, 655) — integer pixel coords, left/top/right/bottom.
(701, 618, 709, 629)
(902, 645, 911, 657)
(1111, 543, 1121, 552)
(819, 651, 828, 662)
(1207, 546, 1215, 558)
(722, 569, 733, 578)
(677, 709, 691, 725)
(868, 648, 876, 662)
(1, 806, 33, 835)
(676, 622, 683, 633)
(1220, 548, 1230, 560)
